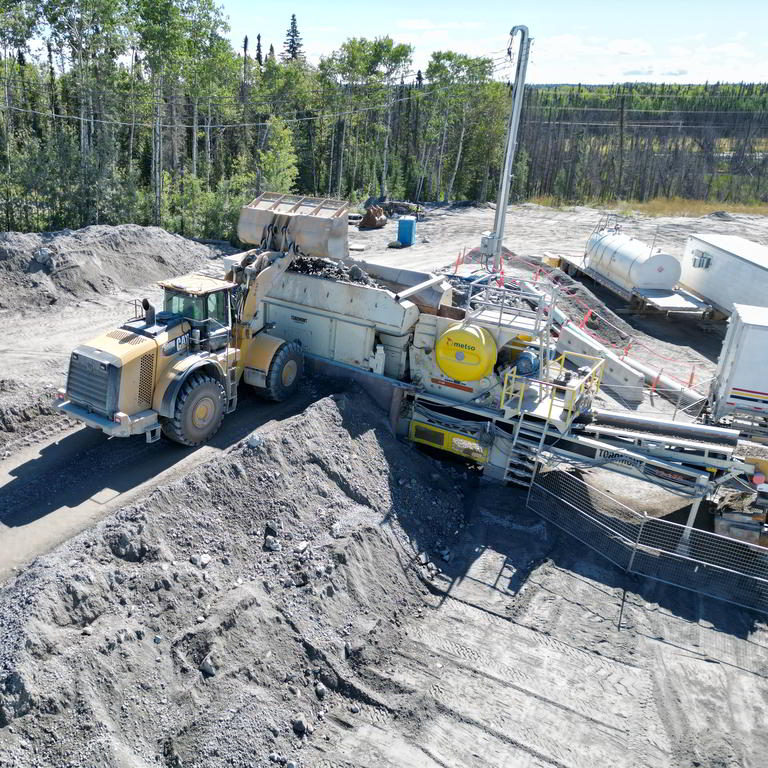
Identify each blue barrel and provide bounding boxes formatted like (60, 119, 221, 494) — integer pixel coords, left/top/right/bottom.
(398, 216, 416, 246)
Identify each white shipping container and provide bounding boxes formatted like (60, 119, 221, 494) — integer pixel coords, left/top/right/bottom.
(680, 234, 768, 315)
(711, 304, 768, 422)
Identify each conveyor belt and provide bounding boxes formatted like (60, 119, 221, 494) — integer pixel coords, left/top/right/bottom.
(589, 408, 740, 446)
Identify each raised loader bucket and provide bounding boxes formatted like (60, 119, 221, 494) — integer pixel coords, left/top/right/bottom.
(238, 193, 349, 260)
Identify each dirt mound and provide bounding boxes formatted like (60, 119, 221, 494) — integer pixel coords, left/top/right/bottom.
(0, 224, 220, 313)
(0, 389, 465, 767)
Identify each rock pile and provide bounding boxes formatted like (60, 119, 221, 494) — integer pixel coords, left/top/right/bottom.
(287, 255, 378, 286)
(0, 224, 228, 312)
(0, 388, 467, 767)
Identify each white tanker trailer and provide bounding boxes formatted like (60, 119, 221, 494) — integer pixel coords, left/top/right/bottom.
(585, 230, 680, 293)
(560, 225, 711, 316)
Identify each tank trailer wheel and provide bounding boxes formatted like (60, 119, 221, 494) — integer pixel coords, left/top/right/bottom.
(263, 341, 303, 402)
(162, 373, 226, 446)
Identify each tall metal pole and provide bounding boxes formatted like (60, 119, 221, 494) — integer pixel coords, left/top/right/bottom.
(482, 26, 531, 272)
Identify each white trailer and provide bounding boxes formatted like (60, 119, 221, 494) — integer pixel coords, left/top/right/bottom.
(710, 303, 768, 439)
(680, 234, 768, 317)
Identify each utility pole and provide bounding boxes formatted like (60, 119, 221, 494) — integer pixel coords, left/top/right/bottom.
(618, 93, 625, 196)
(480, 25, 532, 272)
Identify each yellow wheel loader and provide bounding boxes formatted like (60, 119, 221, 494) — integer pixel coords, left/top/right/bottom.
(56, 194, 349, 446)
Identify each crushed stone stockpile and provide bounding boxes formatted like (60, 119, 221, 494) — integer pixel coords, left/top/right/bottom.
(0, 380, 66, 453)
(0, 224, 219, 312)
(0, 390, 466, 768)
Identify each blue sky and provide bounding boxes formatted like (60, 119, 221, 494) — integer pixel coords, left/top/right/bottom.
(222, 0, 767, 83)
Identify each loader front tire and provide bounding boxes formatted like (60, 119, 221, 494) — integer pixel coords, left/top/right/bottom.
(162, 373, 226, 446)
(263, 341, 302, 402)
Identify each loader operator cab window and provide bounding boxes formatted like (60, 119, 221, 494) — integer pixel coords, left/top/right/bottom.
(205, 290, 230, 329)
(164, 290, 205, 322)
(163, 290, 230, 328)
(202, 290, 231, 351)
(163, 289, 230, 351)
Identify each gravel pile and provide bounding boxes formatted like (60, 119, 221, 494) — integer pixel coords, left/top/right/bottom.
(0, 389, 467, 767)
(0, 382, 69, 454)
(0, 224, 224, 313)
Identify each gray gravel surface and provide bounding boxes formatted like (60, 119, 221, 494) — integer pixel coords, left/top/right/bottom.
(0, 224, 227, 313)
(0, 389, 467, 767)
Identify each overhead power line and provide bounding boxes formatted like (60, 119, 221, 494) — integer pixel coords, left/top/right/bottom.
(0, 58, 516, 131)
(0, 54, 514, 107)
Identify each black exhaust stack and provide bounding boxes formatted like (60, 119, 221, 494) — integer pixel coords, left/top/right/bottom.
(142, 298, 156, 327)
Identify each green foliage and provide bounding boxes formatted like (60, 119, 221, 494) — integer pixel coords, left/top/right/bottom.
(0, 1, 765, 239)
(259, 117, 298, 193)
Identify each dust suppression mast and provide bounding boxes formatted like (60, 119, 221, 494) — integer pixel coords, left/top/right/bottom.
(481, 25, 532, 272)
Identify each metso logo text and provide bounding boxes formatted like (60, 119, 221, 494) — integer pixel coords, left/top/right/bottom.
(447, 339, 476, 351)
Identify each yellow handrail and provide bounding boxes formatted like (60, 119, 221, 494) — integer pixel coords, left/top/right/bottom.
(501, 349, 605, 429)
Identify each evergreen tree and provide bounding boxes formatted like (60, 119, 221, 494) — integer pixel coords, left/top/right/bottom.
(0, 0, 763, 238)
(242, 35, 248, 83)
(282, 13, 303, 61)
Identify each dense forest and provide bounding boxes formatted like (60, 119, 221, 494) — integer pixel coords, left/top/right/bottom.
(1, 0, 767, 239)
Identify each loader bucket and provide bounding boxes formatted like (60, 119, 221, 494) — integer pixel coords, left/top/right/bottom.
(238, 193, 350, 260)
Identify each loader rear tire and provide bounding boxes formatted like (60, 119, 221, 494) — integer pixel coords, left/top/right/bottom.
(162, 373, 226, 446)
(262, 341, 302, 402)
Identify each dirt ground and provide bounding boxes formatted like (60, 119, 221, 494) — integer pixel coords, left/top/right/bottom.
(2, 205, 768, 767)
(1, 390, 767, 768)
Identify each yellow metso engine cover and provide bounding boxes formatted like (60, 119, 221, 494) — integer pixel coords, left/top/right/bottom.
(435, 323, 497, 381)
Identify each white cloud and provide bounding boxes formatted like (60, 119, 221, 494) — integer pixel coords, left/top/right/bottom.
(228, 18, 765, 85)
(606, 38, 654, 57)
(397, 18, 435, 31)
(304, 25, 337, 34)
(397, 18, 483, 31)
(528, 32, 764, 83)
(709, 42, 751, 58)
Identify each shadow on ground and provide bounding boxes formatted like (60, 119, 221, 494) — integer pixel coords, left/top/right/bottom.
(0, 384, 330, 527)
(332, 394, 766, 669)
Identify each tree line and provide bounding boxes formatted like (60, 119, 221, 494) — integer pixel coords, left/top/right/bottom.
(0, 1, 766, 240)
(521, 83, 768, 204)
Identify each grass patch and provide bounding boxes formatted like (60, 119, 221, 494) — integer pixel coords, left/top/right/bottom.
(530, 195, 768, 217)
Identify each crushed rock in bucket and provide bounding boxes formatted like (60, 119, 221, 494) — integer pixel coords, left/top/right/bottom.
(0, 388, 466, 768)
(288, 256, 378, 286)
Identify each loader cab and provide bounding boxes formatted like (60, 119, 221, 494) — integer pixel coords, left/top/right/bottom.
(158, 274, 236, 352)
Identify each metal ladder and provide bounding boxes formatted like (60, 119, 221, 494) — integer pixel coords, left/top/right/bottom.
(225, 335, 238, 414)
(502, 415, 539, 488)
(503, 446, 537, 487)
